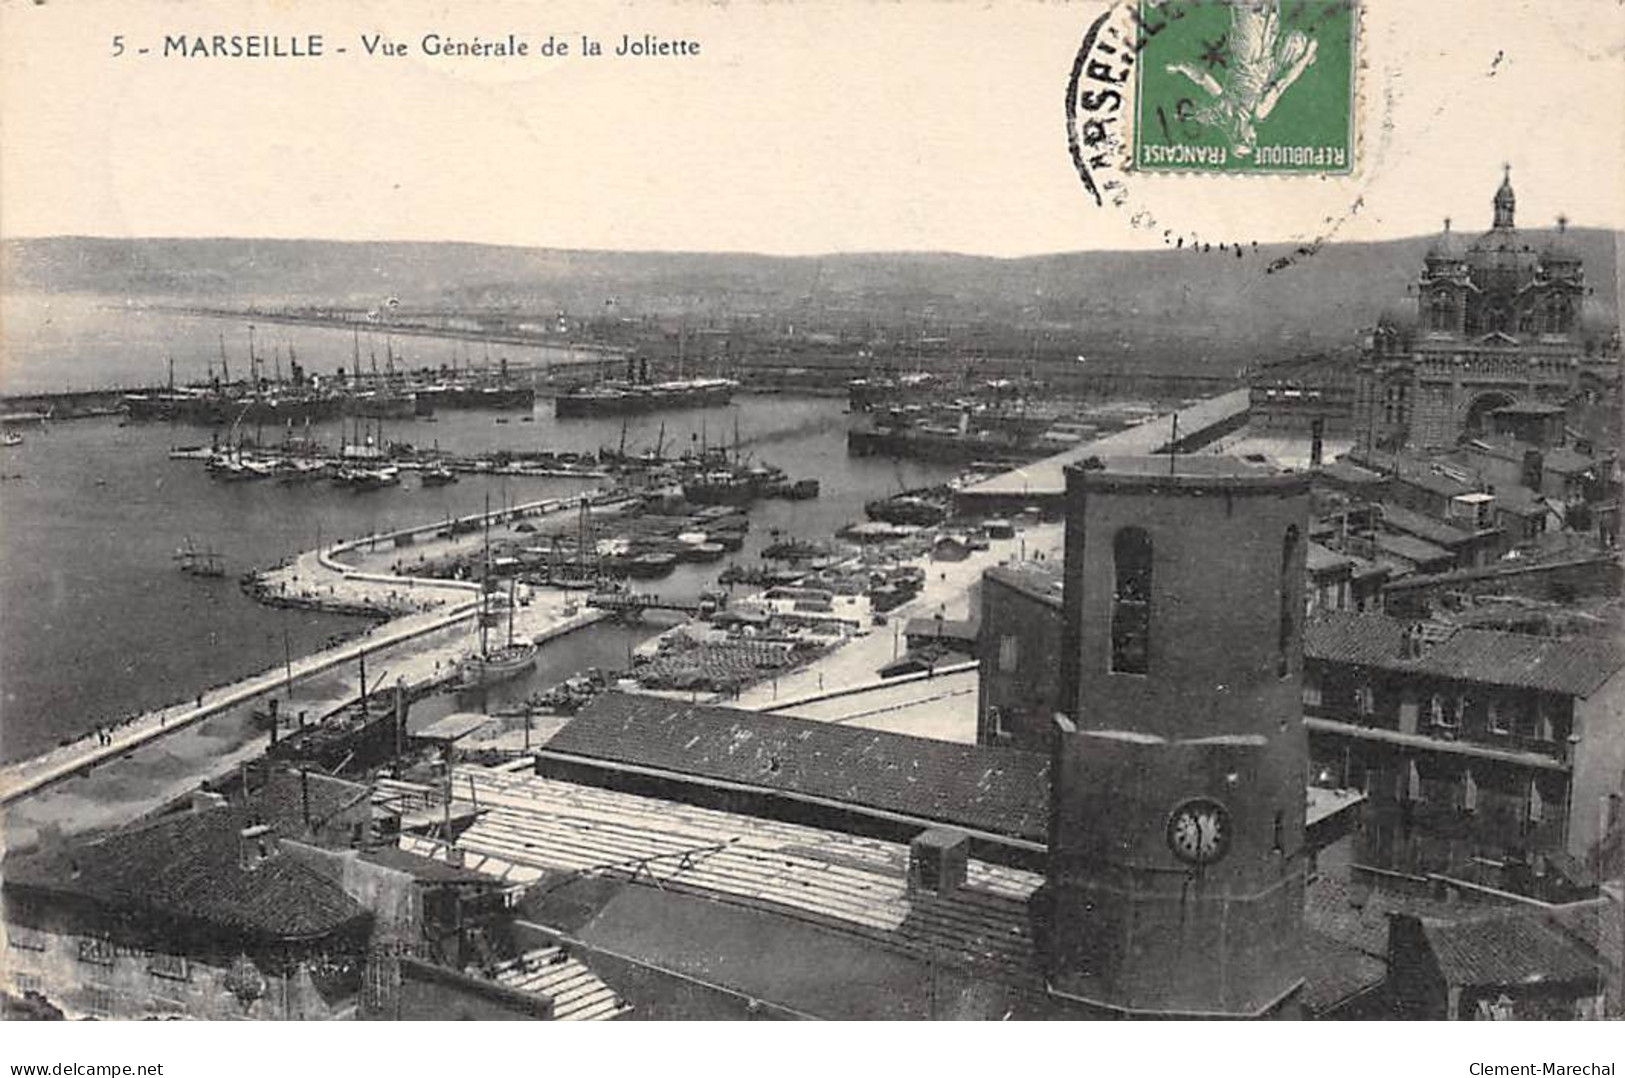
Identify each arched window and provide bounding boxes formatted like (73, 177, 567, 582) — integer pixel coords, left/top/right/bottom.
(1542, 295, 1569, 335)
(1110, 527, 1152, 675)
(1278, 525, 1300, 677)
(1429, 291, 1453, 332)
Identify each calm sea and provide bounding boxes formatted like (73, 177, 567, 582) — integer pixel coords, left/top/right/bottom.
(0, 294, 954, 761)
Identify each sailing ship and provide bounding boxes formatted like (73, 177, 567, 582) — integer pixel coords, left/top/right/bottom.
(457, 499, 538, 691)
(173, 537, 226, 578)
(419, 464, 459, 486)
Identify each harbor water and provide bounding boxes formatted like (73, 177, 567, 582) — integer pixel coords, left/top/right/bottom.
(0, 295, 956, 761)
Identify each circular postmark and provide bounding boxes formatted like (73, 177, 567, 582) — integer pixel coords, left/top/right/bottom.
(1066, 0, 1383, 269)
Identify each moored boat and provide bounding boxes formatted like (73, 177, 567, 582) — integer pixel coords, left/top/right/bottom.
(626, 551, 679, 578)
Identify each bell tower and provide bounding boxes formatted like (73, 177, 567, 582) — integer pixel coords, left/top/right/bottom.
(1038, 456, 1310, 1018)
(1493, 164, 1516, 229)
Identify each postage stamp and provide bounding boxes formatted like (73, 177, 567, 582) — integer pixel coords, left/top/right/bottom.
(1132, 0, 1356, 174)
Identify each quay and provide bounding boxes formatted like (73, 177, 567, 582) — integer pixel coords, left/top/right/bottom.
(0, 493, 613, 808)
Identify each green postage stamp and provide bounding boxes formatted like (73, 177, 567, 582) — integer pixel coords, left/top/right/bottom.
(1133, 0, 1356, 174)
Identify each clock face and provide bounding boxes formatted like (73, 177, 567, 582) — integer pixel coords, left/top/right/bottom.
(1166, 798, 1231, 866)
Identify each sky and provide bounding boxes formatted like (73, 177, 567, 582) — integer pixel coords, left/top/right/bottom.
(1, 0, 1623, 256)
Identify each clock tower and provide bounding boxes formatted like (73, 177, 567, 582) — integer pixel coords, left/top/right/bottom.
(1036, 456, 1310, 1018)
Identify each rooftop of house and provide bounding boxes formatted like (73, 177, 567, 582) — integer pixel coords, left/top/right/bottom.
(1488, 482, 1553, 518)
(1307, 541, 1355, 575)
(1376, 503, 1477, 547)
(3, 803, 370, 941)
(1416, 906, 1605, 988)
(1373, 532, 1455, 567)
(1303, 872, 1514, 959)
(399, 765, 1380, 1019)
(542, 692, 1050, 844)
(1350, 450, 1478, 499)
(983, 559, 1066, 608)
(254, 769, 373, 836)
(902, 616, 980, 642)
(397, 766, 1056, 1019)
(1462, 436, 1600, 476)
(539, 695, 1369, 851)
(1305, 610, 1625, 697)
(1081, 454, 1296, 479)
(358, 845, 504, 886)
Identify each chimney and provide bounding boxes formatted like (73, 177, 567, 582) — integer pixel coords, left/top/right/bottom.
(238, 824, 275, 871)
(1522, 448, 1544, 492)
(1400, 623, 1425, 660)
(908, 828, 969, 898)
(268, 697, 279, 746)
(1310, 417, 1325, 469)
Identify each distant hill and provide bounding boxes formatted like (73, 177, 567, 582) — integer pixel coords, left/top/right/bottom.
(4, 232, 1619, 367)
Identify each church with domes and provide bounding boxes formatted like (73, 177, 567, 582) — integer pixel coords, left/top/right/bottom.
(1355, 168, 1619, 450)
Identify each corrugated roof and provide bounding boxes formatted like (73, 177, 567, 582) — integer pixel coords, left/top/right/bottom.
(3, 806, 369, 939)
(1305, 612, 1625, 697)
(1421, 908, 1603, 987)
(541, 693, 1050, 842)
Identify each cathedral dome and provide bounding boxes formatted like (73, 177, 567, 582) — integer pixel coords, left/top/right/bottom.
(1541, 216, 1582, 269)
(1466, 166, 1539, 283)
(1466, 227, 1541, 289)
(1424, 219, 1465, 265)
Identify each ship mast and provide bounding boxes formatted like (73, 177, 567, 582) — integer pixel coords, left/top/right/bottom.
(480, 493, 492, 659)
(507, 576, 517, 648)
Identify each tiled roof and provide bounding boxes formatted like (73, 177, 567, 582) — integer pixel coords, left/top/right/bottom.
(1301, 929, 1386, 1015)
(1544, 898, 1623, 973)
(1305, 611, 1625, 697)
(1421, 908, 1604, 988)
(1304, 612, 1411, 670)
(256, 769, 372, 833)
(3, 806, 369, 939)
(1377, 504, 1474, 547)
(1303, 873, 1480, 958)
(542, 693, 1050, 842)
